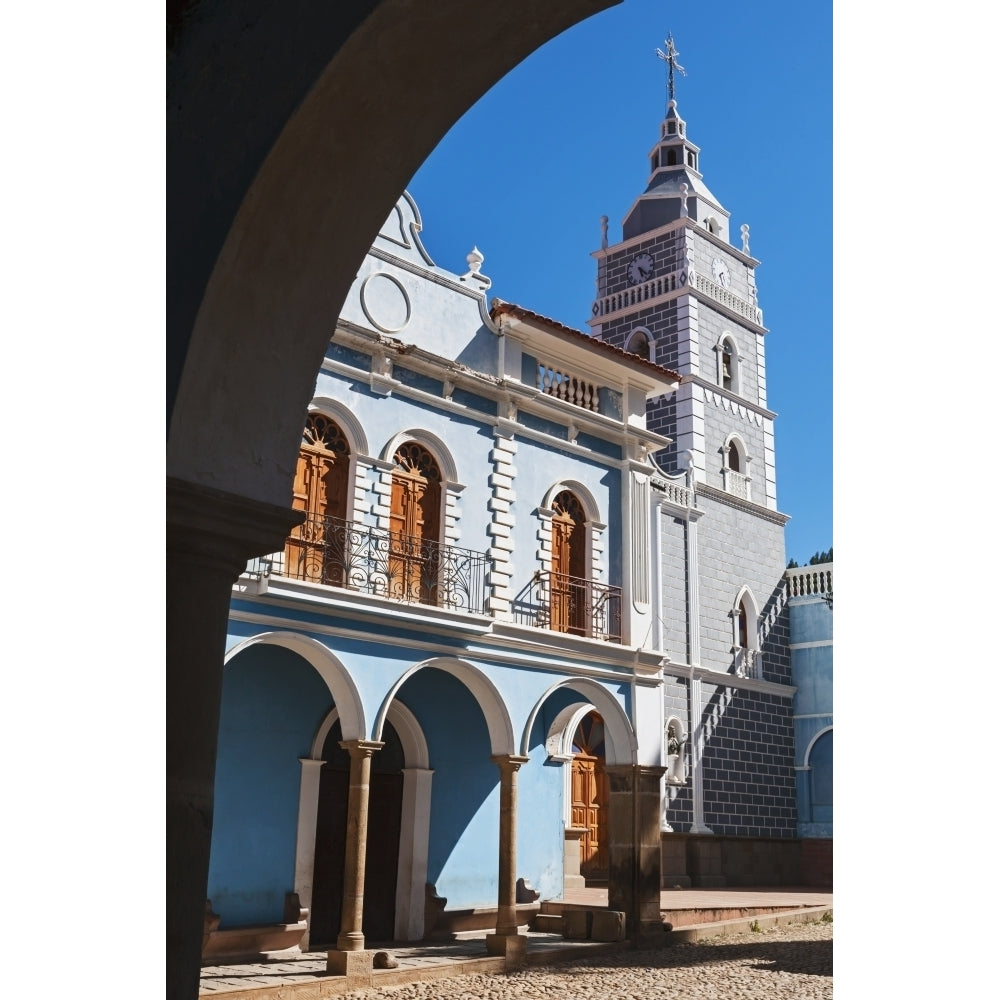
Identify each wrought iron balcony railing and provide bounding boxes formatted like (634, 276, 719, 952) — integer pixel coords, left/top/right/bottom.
(512, 570, 622, 643)
(247, 514, 490, 615)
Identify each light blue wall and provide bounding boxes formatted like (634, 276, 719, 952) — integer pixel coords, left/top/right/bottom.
(208, 645, 334, 928)
(395, 669, 500, 909)
(788, 592, 833, 838)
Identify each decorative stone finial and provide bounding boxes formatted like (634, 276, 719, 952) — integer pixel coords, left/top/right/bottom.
(460, 246, 491, 288)
(678, 182, 689, 219)
(740, 224, 751, 254)
(600, 215, 609, 249)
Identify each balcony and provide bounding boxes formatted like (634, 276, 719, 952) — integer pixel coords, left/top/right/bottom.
(733, 646, 762, 679)
(512, 571, 623, 643)
(247, 515, 490, 615)
(786, 563, 832, 599)
(723, 468, 751, 501)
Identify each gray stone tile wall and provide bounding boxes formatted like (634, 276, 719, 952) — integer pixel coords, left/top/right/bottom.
(657, 511, 689, 661)
(694, 493, 787, 676)
(698, 685, 797, 838)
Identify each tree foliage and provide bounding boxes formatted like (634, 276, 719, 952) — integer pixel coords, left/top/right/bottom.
(787, 546, 832, 569)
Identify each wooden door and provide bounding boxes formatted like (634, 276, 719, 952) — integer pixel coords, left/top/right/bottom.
(570, 712, 608, 875)
(389, 443, 441, 603)
(551, 491, 587, 635)
(285, 415, 349, 585)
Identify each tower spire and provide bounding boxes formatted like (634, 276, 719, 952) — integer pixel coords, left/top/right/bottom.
(655, 33, 686, 113)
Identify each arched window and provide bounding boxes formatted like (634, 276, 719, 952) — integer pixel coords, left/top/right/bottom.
(718, 335, 739, 393)
(738, 602, 749, 648)
(627, 330, 652, 361)
(723, 436, 751, 501)
(733, 589, 760, 678)
(389, 442, 442, 604)
(551, 490, 588, 636)
(284, 413, 351, 585)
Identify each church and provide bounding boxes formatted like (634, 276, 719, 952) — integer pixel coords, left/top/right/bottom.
(200, 39, 832, 969)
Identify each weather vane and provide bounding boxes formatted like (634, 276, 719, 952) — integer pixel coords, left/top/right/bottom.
(655, 33, 686, 112)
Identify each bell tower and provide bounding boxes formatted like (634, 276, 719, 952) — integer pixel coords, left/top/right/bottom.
(588, 35, 777, 512)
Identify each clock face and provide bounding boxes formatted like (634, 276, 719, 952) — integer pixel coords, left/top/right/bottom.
(628, 252, 655, 285)
(712, 258, 731, 288)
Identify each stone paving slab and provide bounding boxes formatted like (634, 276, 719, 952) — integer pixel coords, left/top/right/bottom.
(200, 889, 833, 999)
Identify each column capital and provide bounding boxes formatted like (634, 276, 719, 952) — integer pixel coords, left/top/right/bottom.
(167, 476, 303, 568)
(490, 754, 531, 773)
(338, 740, 384, 759)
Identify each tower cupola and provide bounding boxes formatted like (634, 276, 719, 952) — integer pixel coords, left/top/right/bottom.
(622, 36, 730, 242)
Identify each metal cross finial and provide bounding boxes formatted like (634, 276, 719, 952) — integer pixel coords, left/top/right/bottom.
(655, 33, 686, 110)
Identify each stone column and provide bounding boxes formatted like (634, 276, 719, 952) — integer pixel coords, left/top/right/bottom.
(605, 763, 667, 945)
(327, 740, 383, 976)
(166, 478, 301, 1000)
(485, 754, 530, 965)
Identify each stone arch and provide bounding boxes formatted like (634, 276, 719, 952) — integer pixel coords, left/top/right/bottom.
(311, 700, 429, 768)
(374, 656, 515, 757)
(521, 678, 636, 765)
(308, 398, 370, 458)
(724, 432, 750, 474)
(381, 428, 460, 486)
(804, 724, 834, 766)
(168, 2, 615, 512)
(168, 4, 623, 989)
(225, 632, 365, 741)
(542, 479, 601, 524)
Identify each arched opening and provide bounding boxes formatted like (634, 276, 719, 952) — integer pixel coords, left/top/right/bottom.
(733, 588, 760, 679)
(389, 441, 443, 604)
(808, 730, 833, 824)
(284, 413, 351, 585)
(728, 440, 741, 472)
(627, 330, 651, 361)
(551, 489, 588, 636)
(310, 719, 405, 947)
(570, 710, 608, 878)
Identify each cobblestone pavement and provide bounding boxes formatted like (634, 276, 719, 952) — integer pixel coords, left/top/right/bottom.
(342, 918, 833, 1000)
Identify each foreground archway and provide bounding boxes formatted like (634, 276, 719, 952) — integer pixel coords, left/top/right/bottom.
(167, 6, 621, 997)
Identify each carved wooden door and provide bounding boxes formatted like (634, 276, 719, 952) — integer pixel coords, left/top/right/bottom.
(389, 444, 441, 603)
(570, 712, 608, 875)
(551, 491, 587, 635)
(285, 415, 349, 584)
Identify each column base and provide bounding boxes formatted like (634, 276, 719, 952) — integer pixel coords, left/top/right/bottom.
(326, 948, 374, 987)
(485, 932, 527, 968)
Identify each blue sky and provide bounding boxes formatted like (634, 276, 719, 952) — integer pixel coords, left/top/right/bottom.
(406, 0, 832, 565)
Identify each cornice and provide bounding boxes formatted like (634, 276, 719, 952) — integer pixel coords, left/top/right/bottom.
(660, 657, 795, 698)
(695, 482, 790, 525)
(685, 377, 778, 421)
(591, 217, 760, 268)
(228, 597, 663, 685)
